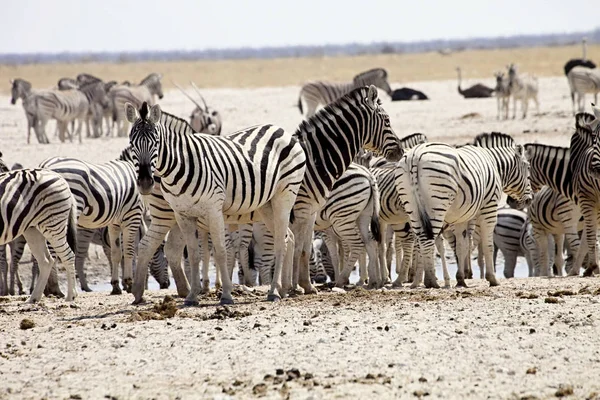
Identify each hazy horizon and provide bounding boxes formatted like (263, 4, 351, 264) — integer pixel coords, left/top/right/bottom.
(3, 0, 597, 54)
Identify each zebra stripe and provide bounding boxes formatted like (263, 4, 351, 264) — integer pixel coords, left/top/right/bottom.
(395, 132, 532, 289)
(298, 68, 392, 117)
(10, 79, 49, 144)
(291, 85, 402, 293)
(567, 66, 600, 114)
(0, 158, 78, 303)
(126, 101, 307, 305)
(111, 73, 163, 137)
(57, 78, 79, 91)
(32, 88, 89, 143)
(491, 208, 532, 278)
(38, 156, 143, 294)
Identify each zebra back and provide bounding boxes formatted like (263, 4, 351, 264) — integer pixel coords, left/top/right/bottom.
(399, 133, 428, 149)
(58, 78, 79, 91)
(353, 68, 392, 95)
(77, 73, 103, 85)
(139, 73, 163, 99)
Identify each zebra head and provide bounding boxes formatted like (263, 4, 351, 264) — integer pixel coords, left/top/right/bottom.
(505, 144, 532, 209)
(360, 85, 403, 161)
(141, 73, 164, 100)
(583, 106, 600, 178)
(354, 68, 392, 96)
(10, 79, 31, 105)
(126, 101, 162, 195)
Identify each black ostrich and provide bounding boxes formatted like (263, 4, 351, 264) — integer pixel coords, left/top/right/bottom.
(564, 38, 596, 76)
(456, 67, 494, 98)
(390, 87, 429, 101)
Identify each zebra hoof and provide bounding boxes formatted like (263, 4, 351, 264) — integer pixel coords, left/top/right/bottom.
(81, 286, 93, 293)
(110, 286, 122, 295)
(131, 296, 146, 305)
(184, 299, 199, 307)
(123, 279, 133, 293)
(219, 297, 234, 305)
(267, 293, 281, 302)
(455, 281, 468, 288)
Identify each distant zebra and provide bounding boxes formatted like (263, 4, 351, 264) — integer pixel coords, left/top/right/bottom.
(494, 71, 510, 120)
(173, 81, 223, 135)
(507, 64, 539, 119)
(298, 68, 392, 117)
(567, 66, 600, 114)
(39, 156, 144, 294)
(126, 102, 307, 305)
(110, 73, 163, 137)
(32, 88, 89, 143)
(291, 85, 402, 294)
(0, 153, 78, 303)
(395, 132, 532, 288)
(9, 79, 49, 144)
(57, 78, 79, 90)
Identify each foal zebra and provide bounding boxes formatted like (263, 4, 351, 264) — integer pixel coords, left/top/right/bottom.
(39, 156, 144, 294)
(0, 154, 78, 303)
(291, 85, 403, 295)
(126, 102, 307, 305)
(111, 73, 163, 137)
(396, 132, 532, 288)
(298, 68, 392, 117)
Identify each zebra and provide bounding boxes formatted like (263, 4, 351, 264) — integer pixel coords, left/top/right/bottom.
(489, 208, 533, 278)
(291, 85, 402, 294)
(173, 81, 223, 135)
(76, 80, 111, 138)
(0, 153, 78, 303)
(110, 73, 164, 137)
(527, 185, 583, 276)
(494, 71, 510, 120)
(9, 79, 50, 144)
(507, 64, 539, 119)
(76, 73, 103, 85)
(39, 156, 144, 294)
(126, 102, 307, 305)
(297, 68, 392, 118)
(395, 132, 532, 288)
(566, 66, 600, 114)
(32, 88, 89, 143)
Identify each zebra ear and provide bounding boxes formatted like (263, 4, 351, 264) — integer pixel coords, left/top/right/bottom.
(515, 144, 525, 158)
(525, 145, 534, 161)
(125, 103, 139, 123)
(148, 104, 162, 124)
(367, 85, 378, 108)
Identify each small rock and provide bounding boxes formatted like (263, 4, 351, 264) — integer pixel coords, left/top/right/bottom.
(545, 297, 560, 304)
(20, 319, 34, 330)
(365, 373, 376, 380)
(529, 328, 536, 334)
(304, 373, 314, 380)
(275, 368, 284, 376)
(555, 384, 574, 397)
(263, 374, 273, 381)
(418, 377, 427, 383)
(413, 390, 429, 398)
(383, 376, 392, 384)
(303, 320, 312, 326)
(126, 332, 136, 339)
(526, 367, 537, 375)
(69, 395, 82, 400)
(286, 368, 301, 381)
(331, 287, 346, 293)
(252, 383, 268, 396)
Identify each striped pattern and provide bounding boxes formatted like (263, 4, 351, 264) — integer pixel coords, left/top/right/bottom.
(507, 64, 539, 119)
(126, 101, 307, 305)
(298, 68, 392, 117)
(0, 159, 78, 303)
(39, 156, 143, 294)
(491, 208, 532, 278)
(567, 66, 600, 114)
(10, 79, 49, 144)
(32, 89, 89, 143)
(395, 132, 532, 288)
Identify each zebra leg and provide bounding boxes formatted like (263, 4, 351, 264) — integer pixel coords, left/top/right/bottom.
(42, 226, 77, 302)
(393, 226, 414, 287)
(163, 225, 190, 294)
(435, 236, 450, 288)
(75, 228, 94, 292)
(23, 229, 55, 303)
(207, 215, 233, 305)
(478, 214, 499, 287)
(120, 225, 138, 293)
(0, 244, 7, 296)
(107, 226, 124, 295)
(553, 234, 565, 276)
(30, 258, 39, 294)
(503, 254, 517, 280)
(564, 230, 581, 275)
(174, 215, 203, 306)
(8, 248, 24, 295)
(235, 224, 255, 287)
(200, 231, 212, 293)
(292, 213, 319, 295)
(322, 229, 340, 281)
(580, 203, 599, 277)
(386, 227, 394, 274)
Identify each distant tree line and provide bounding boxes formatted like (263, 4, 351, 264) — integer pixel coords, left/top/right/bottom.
(2, 28, 599, 65)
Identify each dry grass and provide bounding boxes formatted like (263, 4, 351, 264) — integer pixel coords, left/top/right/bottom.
(1, 44, 598, 93)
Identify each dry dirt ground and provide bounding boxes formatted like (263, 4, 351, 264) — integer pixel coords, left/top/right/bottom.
(0, 50, 599, 398)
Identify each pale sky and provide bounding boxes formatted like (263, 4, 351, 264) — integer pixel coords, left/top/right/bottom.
(2, 0, 597, 54)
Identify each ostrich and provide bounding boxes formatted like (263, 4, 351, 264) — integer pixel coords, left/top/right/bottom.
(391, 87, 429, 101)
(564, 37, 596, 76)
(456, 67, 494, 98)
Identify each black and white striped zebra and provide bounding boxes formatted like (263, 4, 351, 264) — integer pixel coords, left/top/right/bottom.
(32, 87, 89, 143)
(298, 68, 392, 117)
(490, 208, 533, 278)
(57, 78, 79, 91)
(395, 132, 532, 288)
(10, 79, 50, 144)
(173, 81, 223, 135)
(0, 153, 78, 303)
(126, 102, 307, 305)
(38, 156, 144, 294)
(291, 85, 403, 294)
(111, 73, 164, 137)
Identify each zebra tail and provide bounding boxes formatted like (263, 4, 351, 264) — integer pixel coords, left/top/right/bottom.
(410, 161, 434, 241)
(370, 215, 381, 243)
(66, 199, 78, 254)
(248, 239, 255, 271)
(289, 208, 295, 225)
(297, 95, 303, 115)
(111, 96, 118, 123)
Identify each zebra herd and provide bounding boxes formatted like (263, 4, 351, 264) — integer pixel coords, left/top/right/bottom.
(3, 66, 600, 306)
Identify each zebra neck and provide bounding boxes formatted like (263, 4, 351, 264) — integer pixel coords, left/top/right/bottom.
(154, 116, 200, 179)
(530, 147, 573, 199)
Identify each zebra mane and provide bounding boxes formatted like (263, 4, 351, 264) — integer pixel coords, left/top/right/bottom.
(575, 112, 596, 135)
(159, 109, 196, 135)
(118, 147, 133, 162)
(295, 86, 372, 137)
(0, 152, 8, 173)
(524, 143, 569, 152)
(12, 78, 31, 91)
(399, 133, 428, 149)
(472, 132, 515, 148)
(353, 68, 387, 81)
